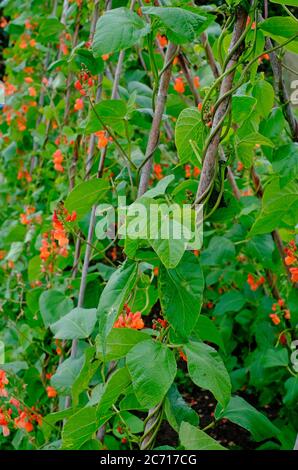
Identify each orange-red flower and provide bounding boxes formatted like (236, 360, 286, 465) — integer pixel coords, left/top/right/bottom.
(290, 267, 298, 283)
(247, 274, 265, 291)
(269, 313, 280, 325)
(74, 98, 84, 111)
(157, 34, 168, 48)
(28, 86, 37, 97)
(114, 311, 144, 330)
(96, 130, 109, 149)
(14, 411, 34, 432)
(46, 386, 57, 398)
(193, 76, 200, 89)
(174, 77, 185, 94)
(52, 149, 64, 172)
(153, 163, 163, 180)
(0, 370, 9, 397)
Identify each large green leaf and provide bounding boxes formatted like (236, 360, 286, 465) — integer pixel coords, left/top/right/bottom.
(175, 107, 204, 164)
(263, 348, 289, 368)
(39, 290, 73, 327)
(194, 316, 225, 351)
(159, 252, 204, 338)
(72, 347, 100, 406)
(250, 178, 298, 235)
(50, 307, 97, 339)
(283, 376, 298, 406)
(142, 175, 175, 199)
(51, 356, 84, 394)
(97, 367, 131, 419)
(142, 7, 210, 44)
(179, 422, 226, 450)
(96, 328, 150, 361)
(260, 16, 298, 39)
(200, 236, 235, 266)
(165, 385, 199, 432)
(97, 261, 138, 345)
(64, 179, 109, 221)
(232, 95, 256, 123)
(272, 144, 298, 184)
(149, 221, 187, 269)
(39, 18, 64, 40)
(213, 291, 245, 316)
(270, 0, 298, 5)
(127, 340, 177, 408)
(185, 341, 231, 408)
(252, 80, 274, 118)
(92, 8, 150, 56)
(215, 396, 280, 441)
(62, 407, 98, 450)
(85, 100, 127, 135)
(260, 17, 298, 53)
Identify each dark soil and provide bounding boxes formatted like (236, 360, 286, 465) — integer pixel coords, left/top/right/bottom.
(157, 362, 280, 450)
(157, 388, 255, 450)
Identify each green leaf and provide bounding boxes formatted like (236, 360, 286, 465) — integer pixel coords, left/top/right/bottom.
(245, 234, 274, 265)
(283, 376, 298, 406)
(62, 407, 98, 450)
(127, 340, 177, 408)
(238, 132, 274, 147)
(272, 144, 298, 184)
(92, 8, 150, 56)
(175, 107, 204, 165)
(142, 175, 175, 199)
(142, 7, 210, 44)
(260, 17, 298, 53)
(200, 236, 235, 266)
(252, 80, 274, 118)
(96, 328, 150, 361)
(72, 48, 104, 75)
(232, 95, 256, 123)
(85, 100, 127, 135)
(51, 356, 84, 393)
(159, 252, 204, 338)
(50, 307, 97, 339)
(213, 291, 245, 316)
(97, 261, 138, 344)
(39, 290, 73, 327)
(260, 16, 298, 39)
(270, 0, 298, 5)
(263, 348, 289, 368)
(65, 179, 109, 221)
(72, 347, 100, 406)
(145, 202, 189, 268)
(97, 367, 131, 419)
(215, 396, 280, 441)
(39, 18, 64, 40)
(179, 422, 226, 450)
(250, 178, 298, 235)
(165, 385, 199, 432)
(194, 316, 225, 351)
(185, 341, 231, 408)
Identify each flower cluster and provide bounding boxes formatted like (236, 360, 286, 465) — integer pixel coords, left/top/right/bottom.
(20, 206, 42, 226)
(52, 149, 64, 173)
(39, 208, 76, 271)
(247, 273, 265, 291)
(0, 370, 42, 437)
(95, 130, 112, 149)
(114, 304, 144, 330)
(269, 298, 290, 325)
(185, 164, 201, 178)
(284, 240, 298, 283)
(152, 318, 168, 330)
